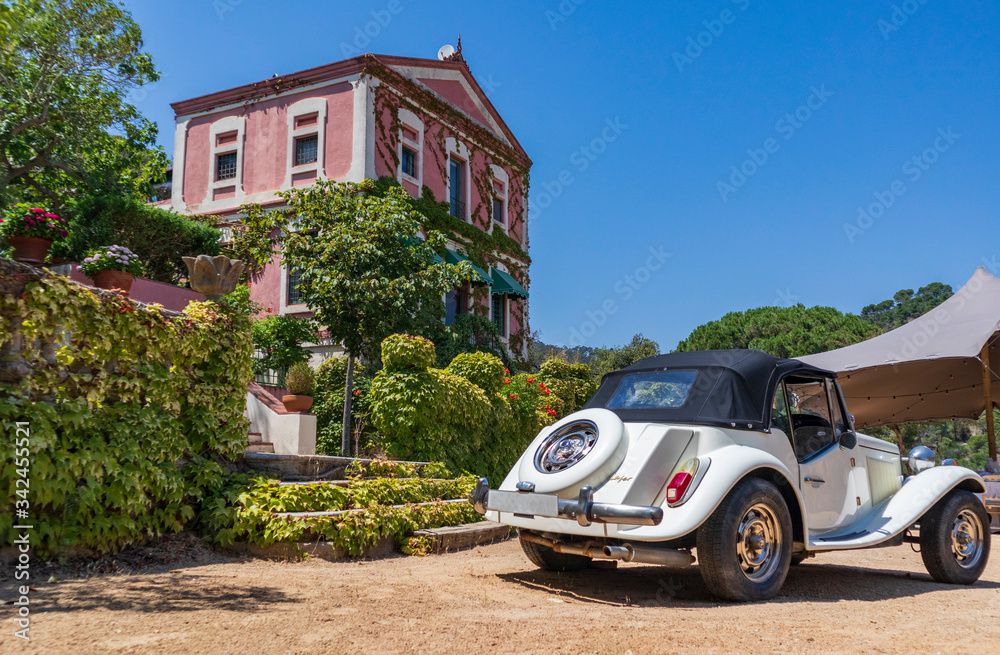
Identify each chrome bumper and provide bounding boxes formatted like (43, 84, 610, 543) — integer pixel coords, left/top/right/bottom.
(469, 477, 664, 527)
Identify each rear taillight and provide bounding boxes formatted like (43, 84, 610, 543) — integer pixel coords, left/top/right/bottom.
(666, 458, 703, 506)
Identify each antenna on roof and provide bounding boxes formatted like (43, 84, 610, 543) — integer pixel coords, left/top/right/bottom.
(437, 44, 456, 61)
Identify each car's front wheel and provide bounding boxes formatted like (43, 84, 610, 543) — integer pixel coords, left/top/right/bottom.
(518, 530, 591, 571)
(919, 489, 991, 585)
(696, 477, 793, 601)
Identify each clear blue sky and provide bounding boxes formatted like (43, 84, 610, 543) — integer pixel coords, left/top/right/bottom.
(123, 0, 1000, 352)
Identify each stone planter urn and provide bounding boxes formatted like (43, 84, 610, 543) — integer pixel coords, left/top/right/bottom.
(92, 269, 134, 295)
(7, 236, 52, 264)
(182, 254, 245, 301)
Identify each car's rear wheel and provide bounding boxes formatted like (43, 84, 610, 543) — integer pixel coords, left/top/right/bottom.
(919, 489, 991, 585)
(696, 477, 793, 601)
(518, 531, 591, 571)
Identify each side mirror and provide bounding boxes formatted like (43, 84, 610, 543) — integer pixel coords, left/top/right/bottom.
(839, 431, 858, 450)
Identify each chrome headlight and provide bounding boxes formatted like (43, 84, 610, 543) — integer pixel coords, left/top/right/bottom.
(908, 445, 936, 474)
(534, 421, 598, 473)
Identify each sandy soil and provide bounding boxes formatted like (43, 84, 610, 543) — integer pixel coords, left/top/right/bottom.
(2, 535, 998, 655)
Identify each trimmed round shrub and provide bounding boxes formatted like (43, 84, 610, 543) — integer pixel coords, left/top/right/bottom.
(382, 334, 436, 372)
(285, 361, 315, 395)
(447, 351, 506, 395)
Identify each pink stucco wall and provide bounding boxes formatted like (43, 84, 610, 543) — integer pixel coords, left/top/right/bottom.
(68, 265, 205, 312)
(181, 83, 354, 211)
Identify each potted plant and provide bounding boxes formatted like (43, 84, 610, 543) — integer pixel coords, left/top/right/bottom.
(1, 204, 69, 264)
(283, 361, 315, 412)
(80, 245, 143, 295)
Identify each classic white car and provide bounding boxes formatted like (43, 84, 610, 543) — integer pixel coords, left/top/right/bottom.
(471, 350, 992, 601)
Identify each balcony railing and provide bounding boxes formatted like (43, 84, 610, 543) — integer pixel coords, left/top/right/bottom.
(450, 198, 466, 221)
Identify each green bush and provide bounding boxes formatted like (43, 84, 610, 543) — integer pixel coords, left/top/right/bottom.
(382, 333, 437, 372)
(284, 361, 314, 395)
(447, 351, 506, 395)
(0, 263, 253, 555)
(538, 358, 598, 415)
(311, 356, 377, 455)
(371, 336, 566, 483)
(64, 192, 221, 284)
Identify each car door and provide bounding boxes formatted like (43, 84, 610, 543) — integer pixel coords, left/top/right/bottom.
(784, 378, 857, 533)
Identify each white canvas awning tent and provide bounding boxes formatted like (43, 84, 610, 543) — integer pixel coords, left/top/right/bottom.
(797, 267, 1000, 461)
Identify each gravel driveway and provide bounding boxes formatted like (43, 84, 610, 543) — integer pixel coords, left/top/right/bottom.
(2, 536, 998, 654)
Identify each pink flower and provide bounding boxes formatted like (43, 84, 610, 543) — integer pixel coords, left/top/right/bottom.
(29, 208, 43, 213)
(44, 213, 58, 218)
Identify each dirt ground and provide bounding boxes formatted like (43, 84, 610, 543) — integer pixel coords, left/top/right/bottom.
(2, 534, 999, 655)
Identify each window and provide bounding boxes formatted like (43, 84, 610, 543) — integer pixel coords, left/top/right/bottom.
(492, 197, 504, 224)
(491, 293, 506, 336)
(785, 379, 836, 461)
(770, 384, 791, 436)
(605, 370, 698, 409)
(831, 382, 851, 437)
(401, 146, 416, 178)
(444, 286, 464, 325)
(287, 268, 306, 305)
(449, 158, 465, 219)
(216, 152, 237, 181)
(295, 135, 318, 166)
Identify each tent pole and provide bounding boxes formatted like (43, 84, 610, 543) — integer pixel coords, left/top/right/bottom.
(982, 344, 997, 462)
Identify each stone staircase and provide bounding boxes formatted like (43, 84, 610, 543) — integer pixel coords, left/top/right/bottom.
(246, 431, 274, 454)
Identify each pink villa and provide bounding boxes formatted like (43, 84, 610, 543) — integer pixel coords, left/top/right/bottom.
(165, 48, 532, 361)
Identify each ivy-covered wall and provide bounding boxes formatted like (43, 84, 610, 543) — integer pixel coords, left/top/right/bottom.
(0, 258, 253, 555)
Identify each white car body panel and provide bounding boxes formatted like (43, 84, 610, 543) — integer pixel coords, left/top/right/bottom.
(483, 410, 986, 552)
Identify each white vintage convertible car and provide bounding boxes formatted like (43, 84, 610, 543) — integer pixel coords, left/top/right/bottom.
(471, 350, 991, 601)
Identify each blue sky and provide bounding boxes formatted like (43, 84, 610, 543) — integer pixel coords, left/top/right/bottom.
(123, 0, 1000, 351)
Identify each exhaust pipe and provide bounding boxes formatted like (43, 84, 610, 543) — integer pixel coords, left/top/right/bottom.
(521, 532, 693, 568)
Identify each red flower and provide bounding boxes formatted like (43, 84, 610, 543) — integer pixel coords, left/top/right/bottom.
(353, 390, 361, 396)
(546, 409, 557, 417)
(266, 307, 273, 313)
(526, 377, 533, 383)
(543, 389, 551, 396)
(510, 393, 518, 400)
(504, 377, 511, 384)
(503, 368, 509, 375)
(246, 282, 252, 287)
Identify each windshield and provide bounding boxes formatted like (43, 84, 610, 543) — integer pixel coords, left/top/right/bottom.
(605, 370, 698, 409)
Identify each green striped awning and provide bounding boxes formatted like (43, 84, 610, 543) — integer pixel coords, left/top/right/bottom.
(490, 268, 529, 298)
(446, 250, 492, 285)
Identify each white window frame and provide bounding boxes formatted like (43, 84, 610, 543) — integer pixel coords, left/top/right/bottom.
(397, 108, 423, 189)
(445, 137, 472, 224)
(489, 164, 509, 231)
(284, 97, 327, 189)
(208, 116, 246, 202)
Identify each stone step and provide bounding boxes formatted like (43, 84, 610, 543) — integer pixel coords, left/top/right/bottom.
(411, 521, 512, 554)
(247, 442, 274, 453)
(247, 432, 263, 443)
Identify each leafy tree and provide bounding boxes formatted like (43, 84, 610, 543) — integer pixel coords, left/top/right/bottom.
(251, 313, 318, 376)
(589, 333, 660, 379)
(675, 305, 880, 358)
(0, 0, 167, 206)
(244, 178, 473, 454)
(526, 334, 597, 371)
(860, 282, 953, 330)
(61, 192, 220, 283)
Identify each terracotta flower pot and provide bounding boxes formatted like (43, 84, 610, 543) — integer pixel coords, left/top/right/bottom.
(7, 236, 52, 264)
(92, 269, 135, 295)
(282, 395, 314, 412)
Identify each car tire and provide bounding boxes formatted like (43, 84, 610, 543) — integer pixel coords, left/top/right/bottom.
(696, 477, 793, 601)
(919, 489, 991, 585)
(518, 531, 591, 571)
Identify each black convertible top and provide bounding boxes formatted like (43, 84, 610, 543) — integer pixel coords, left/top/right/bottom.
(583, 349, 835, 431)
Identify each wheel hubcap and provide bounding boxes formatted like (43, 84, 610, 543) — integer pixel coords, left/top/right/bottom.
(737, 504, 782, 582)
(951, 509, 984, 570)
